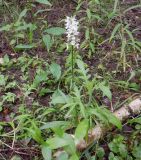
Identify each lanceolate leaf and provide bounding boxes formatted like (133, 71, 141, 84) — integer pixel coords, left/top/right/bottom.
(35, 0, 51, 6)
(128, 117, 141, 124)
(18, 9, 28, 21)
(15, 44, 35, 49)
(75, 119, 89, 140)
(41, 145, 52, 160)
(110, 23, 121, 42)
(28, 122, 44, 144)
(102, 108, 122, 129)
(44, 27, 66, 36)
(0, 24, 12, 31)
(113, 0, 118, 13)
(56, 152, 68, 160)
(43, 34, 53, 52)
(51, 90, 70, 105)
(0, 75, 6, 86)
(50, 62, 61, 80)
(46, 133, 76, 154)
(95, 81, 112, 100)
(47, 137, 68, 149)
(90, 107, 122, 129)
(40, 121, 71, 130)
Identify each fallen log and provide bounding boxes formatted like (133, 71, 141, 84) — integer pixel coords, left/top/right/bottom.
(76, 98, 141, 150)
(54, 98, 141, 158)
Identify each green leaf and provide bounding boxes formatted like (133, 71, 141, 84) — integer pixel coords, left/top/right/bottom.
(110, 23, 121, 42)
(128, 117, 141, 124)
(90, 107, 122, 129)
(15, 44, 35, 49)
(52, 127, 64, 137)
(43, 34, 52, 52)
(108, 142, 119, 154)
(3, 54, 9, 64)
(46, 134, 76, 153)
(47, 137, 68, 149)
(28, 122, 44, 144)
(132, 144, 141, 159)
(0, 24, 12, 32)
(85, 28, 90, 40)
(35, 0, 51, 5)
(0, 102, 3, 112)
(75, 119, 89, 140)
(18, 9, 28, 21)
(50, 62, 61, 80)
(39, 88, 51, 97)
(109, 152, 119, 160)
(11, 155, 22, 160)
(96, 147, 105, 158)
(51, 90, 69, 105)
(129, 83, 140, 91)
(0, 75, 6, 86)
(40, 121, 70, 130)
(119, 143, 127, 158)
(56, 152, 68, 160)
(69, 154, 79, 160)
(102, 108, 122, 129)
(41, 145, 52, 160)
(127, 70, 136, 82)
(90, 156, 96, 160)
(63, 134, 76, 154)
(96, 81, 112, 100)
(34, 70, 48, 86)
(125, 28, 135, 47)
(90, 42, 95, 52)
(113, 0, 118, 13)
(86, 9, 91, 20)
(44, 27, 66, 36)
(76, 59, 88, 76)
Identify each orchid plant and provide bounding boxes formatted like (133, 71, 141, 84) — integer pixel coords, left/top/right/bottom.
(65, 16, 80, 88)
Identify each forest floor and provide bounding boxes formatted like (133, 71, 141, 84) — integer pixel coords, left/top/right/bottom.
(0, 0, 141, 160)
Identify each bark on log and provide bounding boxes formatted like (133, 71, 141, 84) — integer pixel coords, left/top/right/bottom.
(76, 98, 141, 150)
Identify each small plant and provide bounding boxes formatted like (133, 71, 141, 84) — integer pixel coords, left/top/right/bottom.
(0, 92, 16, 111)
(0, 8, 37, 49)
(0, 0, 141, 159)
(108, 135, 128, 159)
(42, 27, 66, 52)
(65, 15, 80, 88)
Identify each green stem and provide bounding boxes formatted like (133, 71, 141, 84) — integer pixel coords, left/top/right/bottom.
(71, 46, 74, 86)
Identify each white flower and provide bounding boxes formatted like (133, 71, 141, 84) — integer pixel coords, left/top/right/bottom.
(65, 16, 80, 49)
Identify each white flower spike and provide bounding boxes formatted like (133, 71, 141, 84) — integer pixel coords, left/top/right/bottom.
(65, 16, 80, 49)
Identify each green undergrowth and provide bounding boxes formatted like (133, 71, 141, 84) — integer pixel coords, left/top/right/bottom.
(0, 0, 141, 159)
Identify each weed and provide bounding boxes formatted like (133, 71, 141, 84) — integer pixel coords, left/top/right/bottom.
(0, 0, 141, 159)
